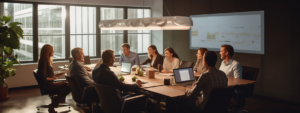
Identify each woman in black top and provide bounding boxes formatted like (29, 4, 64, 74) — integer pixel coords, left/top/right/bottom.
(141, 45, 164, 69)
(37, 44, 71, 113)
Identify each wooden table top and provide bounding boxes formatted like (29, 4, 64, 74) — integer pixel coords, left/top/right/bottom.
(83, 64, 257, 98)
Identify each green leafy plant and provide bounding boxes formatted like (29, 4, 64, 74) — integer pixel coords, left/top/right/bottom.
(0, 15, 23, 87)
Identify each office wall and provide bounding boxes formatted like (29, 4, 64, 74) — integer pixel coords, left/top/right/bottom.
(163, 0, 300, 103)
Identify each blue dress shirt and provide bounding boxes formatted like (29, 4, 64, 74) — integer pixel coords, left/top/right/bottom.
(119, 51, 140, 66)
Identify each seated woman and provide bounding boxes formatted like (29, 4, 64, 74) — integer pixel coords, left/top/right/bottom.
(141, 45, 164, 69)
(161, 47, 180, 73)
(194, 48, 208, 76)
(37, 44, 71, 113)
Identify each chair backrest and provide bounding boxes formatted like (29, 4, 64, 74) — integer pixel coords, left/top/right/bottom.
(65, 75, 83, 104)
(94, 83, 123, 113)
(84, 56, 91, 64)
(33, 69, 45, 95)
(180, 61, 194, 68)
(139, 55, 148, 64)
(242, 66, 259, 97)
(69, 57, 73, 63)
(242, 66, 259, 81)
(203, 87, 235, 113)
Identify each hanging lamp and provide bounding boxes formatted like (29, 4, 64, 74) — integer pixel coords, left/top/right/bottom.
(99, 0, 193, 30)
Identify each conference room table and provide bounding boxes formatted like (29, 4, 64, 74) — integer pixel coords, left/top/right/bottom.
(82, 63, 256, 112)
(82, 63, 257, 97)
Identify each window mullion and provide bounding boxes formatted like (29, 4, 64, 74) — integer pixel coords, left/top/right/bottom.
(96, 6, 101, 57)
(65, 5, 70, 59)
(33, 3, 38, 62)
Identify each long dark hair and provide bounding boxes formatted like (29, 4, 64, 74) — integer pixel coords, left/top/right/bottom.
(164, 47, 180, 59)
(148, 45, 159, 60)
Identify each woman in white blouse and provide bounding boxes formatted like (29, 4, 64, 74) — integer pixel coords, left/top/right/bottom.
(193, 48, 208, 76)
(162, 47, 180, 73)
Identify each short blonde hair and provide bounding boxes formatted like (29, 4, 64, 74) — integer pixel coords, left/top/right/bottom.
(71, 47, 83, 58)
(121, 43, 130, 49)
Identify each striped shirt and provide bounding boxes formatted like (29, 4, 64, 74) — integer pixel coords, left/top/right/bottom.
(185, 67, 228, 110)
(219, 58, 243, 79)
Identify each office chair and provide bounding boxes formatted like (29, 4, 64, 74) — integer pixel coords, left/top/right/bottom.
(65, 75, 99, 112)
(94, 83, 148, 113)
(241, 66, 259, 97)
(84, 56, 91, 64)
(179, 86, 235, 113)
(69, 57, 73, 63)
(33, 69, 70, 111)
(240, 66, 259, 112)
(180, 61, 194, 68)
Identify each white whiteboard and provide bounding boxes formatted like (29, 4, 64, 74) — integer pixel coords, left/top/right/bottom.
(190, 11, 264, 54)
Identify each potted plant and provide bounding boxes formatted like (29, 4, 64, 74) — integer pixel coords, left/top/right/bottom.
(0, 15, 23, 100)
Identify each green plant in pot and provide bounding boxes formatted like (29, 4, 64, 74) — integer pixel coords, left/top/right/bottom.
(0, 15, 23, 100)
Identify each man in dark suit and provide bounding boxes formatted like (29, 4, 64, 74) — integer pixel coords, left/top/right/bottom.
(92, 49, 142, 101)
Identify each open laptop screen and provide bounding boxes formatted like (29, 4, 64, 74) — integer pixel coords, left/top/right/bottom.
(173, 68, 195, 83)
(121, 62, 132, 73)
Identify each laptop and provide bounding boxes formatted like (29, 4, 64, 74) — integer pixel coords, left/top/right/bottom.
(120, 62, 132, 75)
(173, 68, 195, 86)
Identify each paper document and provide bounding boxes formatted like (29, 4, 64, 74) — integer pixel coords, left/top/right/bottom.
(179, 70, 190, 81)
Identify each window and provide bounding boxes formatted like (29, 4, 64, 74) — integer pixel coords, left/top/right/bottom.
(3, 3, 33, 61)
(38, 5, 66, 59)
(2, 2, 152, 63)
(70, 6, 96, 57)
(128, 8, 151, 53)
(100, 7, 124, 55)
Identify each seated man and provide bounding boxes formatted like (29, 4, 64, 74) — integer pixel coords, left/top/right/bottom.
(219, 44, 244, 113)
(119, 43, 140, 66)
(93, 49, 142, 100)
(181, 51, 228, 112)
(69, 47, 97, 99)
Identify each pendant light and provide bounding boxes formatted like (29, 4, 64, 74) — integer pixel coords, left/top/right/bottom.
(99, 0, 193, 30)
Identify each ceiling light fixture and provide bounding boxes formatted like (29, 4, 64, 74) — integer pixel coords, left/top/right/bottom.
(99, 0, 193, 30)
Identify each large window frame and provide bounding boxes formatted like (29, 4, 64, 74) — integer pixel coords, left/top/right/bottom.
(2, 1, 151, 63)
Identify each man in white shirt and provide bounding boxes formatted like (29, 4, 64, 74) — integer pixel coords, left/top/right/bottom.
(219, 45, 243, 79)
(219, 44, 244, 113)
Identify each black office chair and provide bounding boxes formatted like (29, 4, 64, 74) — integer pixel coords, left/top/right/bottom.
(65, 75, 99, 112)
(180, 61, 194, 68)
(33, 69, 70, 111)
(179, 86, 235, 113)
(84, 56, 91, 64)
(69, 57, 73, 63)
(94, 83, 148, 113)
(242, 66, 259, 97)
(203, 87, 236, 113)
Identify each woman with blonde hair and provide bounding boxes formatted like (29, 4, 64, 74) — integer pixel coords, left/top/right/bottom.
(141, 45, 164, 69)
(194, 48, 208, 76)
(37, 44, 71, 113)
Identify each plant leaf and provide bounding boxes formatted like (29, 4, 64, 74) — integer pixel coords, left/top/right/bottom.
(12, 54, 20, 64)
(9, 22, 22, 27)
(10, 26, 23, 39)
(0, 26, 8, 33)
(7, 28, 20, 49)
(4, 47, 13, 56)
(2, 16, 12, 24)
(6, 61, 14, 68)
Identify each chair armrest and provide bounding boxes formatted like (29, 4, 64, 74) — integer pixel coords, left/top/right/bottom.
(81, 85, 96, 101)
(124, 94, 146, 101)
